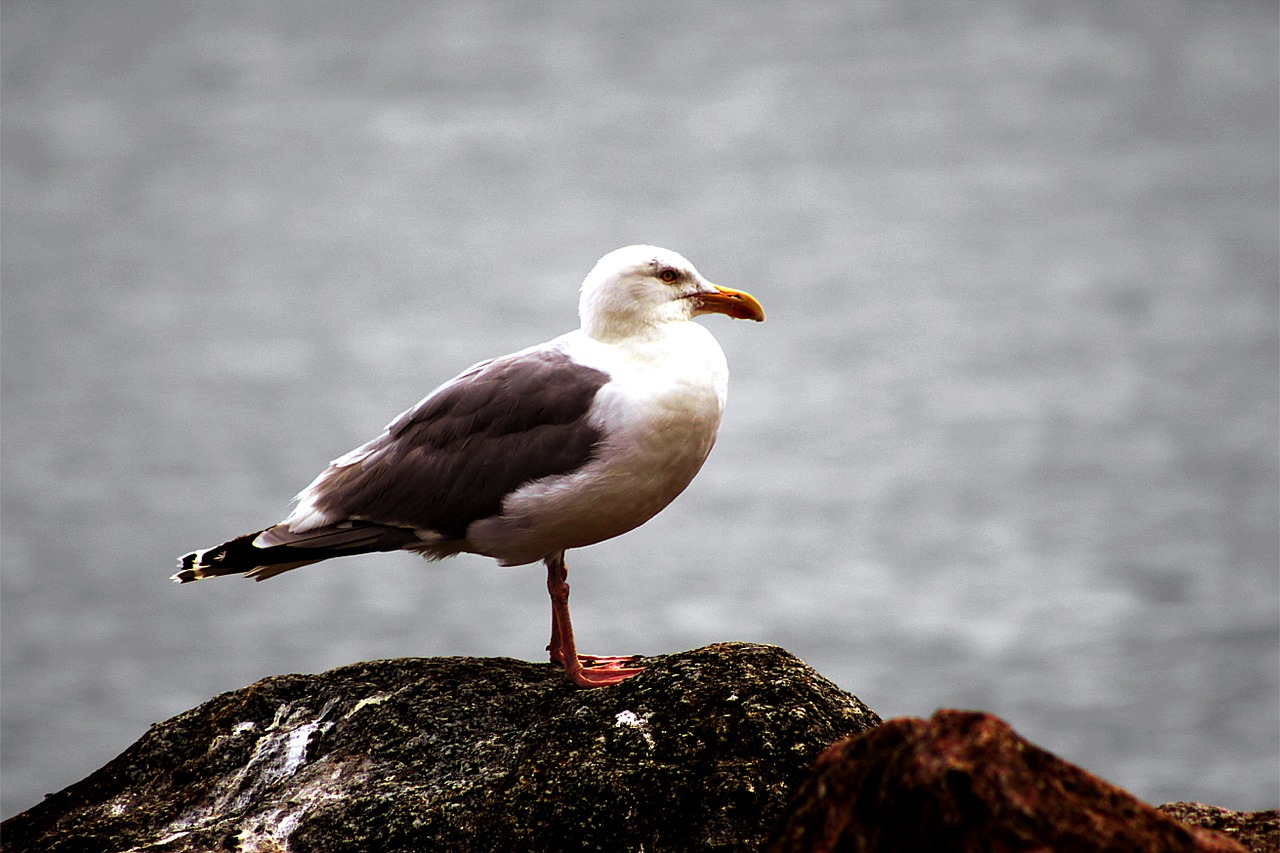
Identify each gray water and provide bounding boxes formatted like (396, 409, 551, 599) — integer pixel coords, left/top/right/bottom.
(3, 1, 1277, 820)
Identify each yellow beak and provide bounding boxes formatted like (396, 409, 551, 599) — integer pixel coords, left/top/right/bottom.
(689, 285, 765, 322)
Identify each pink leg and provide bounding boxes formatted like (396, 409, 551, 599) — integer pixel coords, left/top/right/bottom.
(544, 552, 643, 688)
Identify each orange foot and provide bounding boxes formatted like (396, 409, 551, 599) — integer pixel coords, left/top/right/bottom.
(549, 646, 644, 687)
(563, 655, 644, 688)
(579, 653, 643, 667)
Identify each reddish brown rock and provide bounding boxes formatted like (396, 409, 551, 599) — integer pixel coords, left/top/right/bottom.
(769, 709, 1248, 853)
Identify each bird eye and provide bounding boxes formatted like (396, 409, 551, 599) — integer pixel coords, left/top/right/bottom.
(658, 268, 679, 284)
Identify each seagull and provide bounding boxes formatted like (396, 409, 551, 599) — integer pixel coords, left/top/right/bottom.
(175, 245, 765, 688)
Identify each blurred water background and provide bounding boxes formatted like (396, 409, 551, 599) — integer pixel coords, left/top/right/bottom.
(2, 0, 1277, 819)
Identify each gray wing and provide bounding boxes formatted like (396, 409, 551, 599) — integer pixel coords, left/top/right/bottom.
(299, 347, 610, 539)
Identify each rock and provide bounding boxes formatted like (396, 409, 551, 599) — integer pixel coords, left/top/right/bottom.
(0, 642, 880, 853)
(1158, 802, 1280, 853)
(768, 709, 1251, 853)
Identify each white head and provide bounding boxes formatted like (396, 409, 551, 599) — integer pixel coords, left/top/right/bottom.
(578, 245, 764, 342)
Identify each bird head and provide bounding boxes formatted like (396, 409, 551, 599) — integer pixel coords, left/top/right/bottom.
(578, 245, 764, 342)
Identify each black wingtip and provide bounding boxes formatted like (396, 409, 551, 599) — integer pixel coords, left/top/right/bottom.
(172, 551, 202, 583)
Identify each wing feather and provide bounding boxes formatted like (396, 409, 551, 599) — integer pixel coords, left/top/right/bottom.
(293, 346, 610, 539)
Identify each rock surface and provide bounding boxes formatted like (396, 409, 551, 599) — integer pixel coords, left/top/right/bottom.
(1, 643, 880, 853)
(768, 709, 1258, 853)
(6, 648, 1273, 853)
(1158, 802, 1280, 853)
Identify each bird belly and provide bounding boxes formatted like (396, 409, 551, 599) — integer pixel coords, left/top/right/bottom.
(465, 379, 723, 566)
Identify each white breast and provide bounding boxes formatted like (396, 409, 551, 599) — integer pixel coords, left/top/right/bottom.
(465, 324, 729, 565)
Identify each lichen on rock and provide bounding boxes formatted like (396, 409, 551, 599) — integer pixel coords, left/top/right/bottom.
(1, 643, 880, 853)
